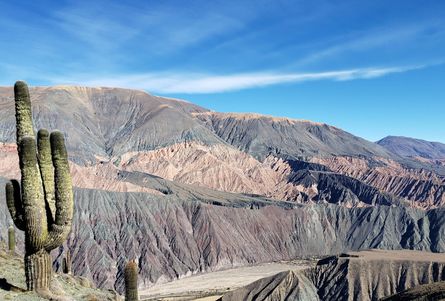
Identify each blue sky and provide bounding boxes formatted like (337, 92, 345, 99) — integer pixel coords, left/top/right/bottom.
(0, 0, 444, 142)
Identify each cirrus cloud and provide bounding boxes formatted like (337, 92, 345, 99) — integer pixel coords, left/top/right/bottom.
(49, 65, 425, 94)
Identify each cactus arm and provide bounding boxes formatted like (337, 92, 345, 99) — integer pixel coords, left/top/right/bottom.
(45, 131, 73, 251)
(18, 136, 47, 253)
(5, 180, 25, 231)
(8, 226, 16, 253)
(37, 129, 56, 222)
(14, 81, 35, 142)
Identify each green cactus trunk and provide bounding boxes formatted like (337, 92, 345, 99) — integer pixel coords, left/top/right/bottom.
(25, 250, 52, 291)
(5, 81, 74, 295)
(125, 260, 139, 301)
(8, 226, 15, 253)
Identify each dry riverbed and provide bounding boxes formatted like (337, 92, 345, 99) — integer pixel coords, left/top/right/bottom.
(140, 260, 313, 301)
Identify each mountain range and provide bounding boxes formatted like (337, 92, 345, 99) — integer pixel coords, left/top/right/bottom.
(0, 86, 444, 296)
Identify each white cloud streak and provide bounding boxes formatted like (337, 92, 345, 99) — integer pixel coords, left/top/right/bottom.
(51, 65, 424, 94)
(292, 21, 445, 67)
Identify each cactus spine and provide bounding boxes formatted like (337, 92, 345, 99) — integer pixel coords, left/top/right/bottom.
(62, 249, 72, 274)
(8, 226, 15, 253)
(124, 260, 139, 301)
(5, 81, 74, 295)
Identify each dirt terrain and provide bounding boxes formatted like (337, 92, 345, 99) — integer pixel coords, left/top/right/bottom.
(0, 244, 117, 301)
(221, 250, 445, 301)
(141, 261, 312, 300)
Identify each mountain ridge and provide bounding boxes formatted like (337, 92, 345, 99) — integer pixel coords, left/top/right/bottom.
(378, 135, 445, 160)
(1, 85, 444, 209)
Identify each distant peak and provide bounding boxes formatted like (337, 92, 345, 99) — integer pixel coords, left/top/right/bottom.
(377, 135, 445, 160)
(378, 135, 445, 145)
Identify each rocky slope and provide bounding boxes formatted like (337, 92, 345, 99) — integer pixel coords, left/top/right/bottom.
(382, 281, 445, 300)
(117, 142, 398, 207)
(5, 173, 445, 293)
(219, 270, 317, 301)
(378, 136, 445, 160)
(140, 261, 310, 300)
(194, 112, 393, 160)
(0, 86, 216, 164)
(1, 138, 442, 208)
(221, 250, 445, 301)
(310, 250, 445, 301)
(0, 243, 118, 300)
(313, 156, 445, 208)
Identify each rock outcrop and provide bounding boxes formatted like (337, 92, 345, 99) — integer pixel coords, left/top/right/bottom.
(219, 270, 318, 301)
(221, 250, 445, 301)
(381, 281, 445, 300)
(0, 141, 404, 207)
(314, 156, 445, 208)
(310, 250, 445, 301)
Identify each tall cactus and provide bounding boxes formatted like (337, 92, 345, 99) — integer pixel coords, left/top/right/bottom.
(8, 226, 15, 253)
(124, 260, 139, 301)
(5, 81, 74, 296)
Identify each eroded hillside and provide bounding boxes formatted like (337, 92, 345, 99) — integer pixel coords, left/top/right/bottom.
(1, 86, 445, 296)
(221, 250, 445, 301)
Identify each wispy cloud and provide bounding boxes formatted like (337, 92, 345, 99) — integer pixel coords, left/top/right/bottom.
(46, 65, 424, 94)
(50, 1, 248, 56)
(293, 21, 445, 67)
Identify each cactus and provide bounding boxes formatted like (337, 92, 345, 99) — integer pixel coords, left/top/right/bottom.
(62, 249, 72, 274)
(5, 81, 74, 295)
(124, 260, 139, 301)
(8, 226, 15, 253)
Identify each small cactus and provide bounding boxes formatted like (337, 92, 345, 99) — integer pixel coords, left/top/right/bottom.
(8, 226, 15, 253)
(124, 260, 139, 301)
(5, 81, 74, 295)
(62, 249, 72, 274)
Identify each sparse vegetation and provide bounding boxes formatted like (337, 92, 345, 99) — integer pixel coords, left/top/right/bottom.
(0, 243, 117, 300)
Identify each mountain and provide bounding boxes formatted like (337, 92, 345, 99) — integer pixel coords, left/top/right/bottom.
(194, 112, 393, 160)
(0, 86, 217, 163)
(1, 86, 444, 208)
(377, 136, 445, 160)
(1, 85, 445, 296)
(0, 86, 397, 162)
